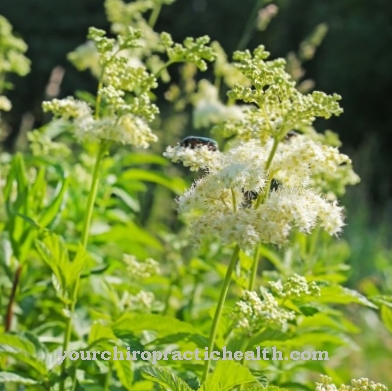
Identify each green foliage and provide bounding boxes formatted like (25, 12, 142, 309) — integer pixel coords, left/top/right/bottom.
(0, 1, 391, 391)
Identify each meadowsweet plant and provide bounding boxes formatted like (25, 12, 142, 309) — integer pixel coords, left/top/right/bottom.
(164, 45, 362, 381)
(0, 1, 390, 391)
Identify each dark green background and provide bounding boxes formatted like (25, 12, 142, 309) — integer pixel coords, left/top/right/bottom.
(1, 0, 392, 209)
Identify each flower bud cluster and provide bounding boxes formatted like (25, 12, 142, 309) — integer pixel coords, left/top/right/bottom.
(160, 32, 216, 71)
(315, 376, 388, 391)
(268, 274, 320, 300)
(215, 46, 342, 141)
(234, 288, 295, 333)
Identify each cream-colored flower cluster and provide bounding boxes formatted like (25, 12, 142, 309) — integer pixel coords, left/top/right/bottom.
(124, 291, 156, 310)
(192, 80, 245, 129)
(123, 254, 159, 279)
(234, 289, 295, 333)
(166, 138, 345, 247)
(315, 375, 388, 391)
(0, 95, 11, 111)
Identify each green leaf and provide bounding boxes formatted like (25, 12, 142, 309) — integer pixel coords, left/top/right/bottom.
(113, 313, 194, 335)
(35, 233, 87, 299)
(121, 169, 186, 194)
(371, 295, 392, 309)
(88, 322, 117, 345)
(0, 372, 38, 385)
(113, 314, 200, 340)
(141, 366, 192, 391)
(111, 186, 140, 212)
(299, 306, 319, 316)
(0, 333, 36, 355)
(123, 153, 169, 166)
(381, 305, 392, 333)
(114, 357, 134, 390)
(317, 286, 378, 308)
(198, 360, 258, 391)
(38, 167, 69, 228)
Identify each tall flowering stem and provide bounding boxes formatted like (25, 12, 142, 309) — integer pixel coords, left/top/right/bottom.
(202, 244, 240, 381)
(60, 143, 107, 391)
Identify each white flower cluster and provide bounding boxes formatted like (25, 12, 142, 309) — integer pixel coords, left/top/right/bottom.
(192, 80, 245, 129)
(163, 145, 219, 172)
(315, 375, 388, 391)
(126, 291, 155, 310)
(43, 97, 157, 148)
(123, 254, 159, 279)
(167, 137, 345, 248)
(268, 274, 320, 299)
(234, 289, 295, 333)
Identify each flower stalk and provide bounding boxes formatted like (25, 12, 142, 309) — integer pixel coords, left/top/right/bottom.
(202, 244, 240, 382)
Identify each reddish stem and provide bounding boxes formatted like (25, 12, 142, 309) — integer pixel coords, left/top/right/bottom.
(5, 264, 23, 332)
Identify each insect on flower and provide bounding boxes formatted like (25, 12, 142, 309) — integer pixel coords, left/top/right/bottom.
(180, 136, 219, 151)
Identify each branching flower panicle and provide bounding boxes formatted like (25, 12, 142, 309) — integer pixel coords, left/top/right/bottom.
(214, 45, 342, 142)
(43, 27, 158, 149)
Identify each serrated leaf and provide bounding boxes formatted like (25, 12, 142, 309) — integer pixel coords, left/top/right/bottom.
(141, 366, 192, 391)
(317, 286, 378, 309)
(0, 372, 38, 384)
(113, 314, 199, 340)
(198, 360, 258, 391)
(0, 333, 36, 355)
(113, 353, 134, 390)
(88, 322, 117, 345)
(371, 295, 392, 309)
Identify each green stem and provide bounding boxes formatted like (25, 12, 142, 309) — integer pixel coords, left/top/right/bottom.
(154, 60, 174, 78)
(248, 244, 260, 291)
(60, 143, 107, 391)
(81, 144, 107, 247)
(237, 0, 263, 50)
(265, 137, 279, 171)
(202, 245, 240, 382)
(148, 4, 162, 28)
(4, 263, 23, 332)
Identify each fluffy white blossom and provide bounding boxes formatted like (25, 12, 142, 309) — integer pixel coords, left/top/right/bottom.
(43, 97, 157, 148)
(163, 145, 221, 172)
(170, 139, 345, 247)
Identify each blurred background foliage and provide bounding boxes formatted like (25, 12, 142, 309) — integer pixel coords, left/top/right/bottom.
(0, 0, 391, 286)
